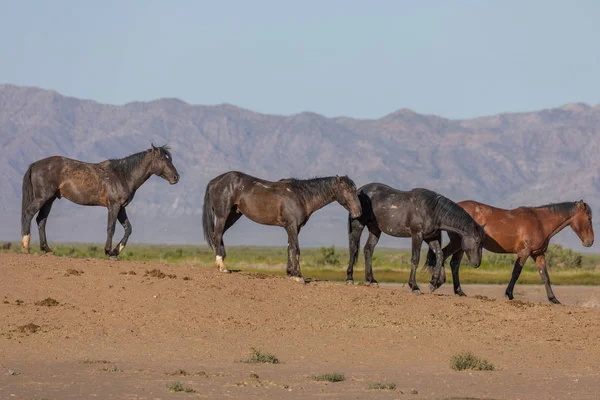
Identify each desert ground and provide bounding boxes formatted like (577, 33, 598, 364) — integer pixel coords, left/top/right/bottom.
(1, 252, 599, 400)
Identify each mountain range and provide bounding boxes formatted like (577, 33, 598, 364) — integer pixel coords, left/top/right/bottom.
(1, 84, 599, 251)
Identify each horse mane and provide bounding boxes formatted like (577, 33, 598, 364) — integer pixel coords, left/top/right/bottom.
(534, 201, 592, 218)
(105, 145, 171, 177)
(282, 175, 356, 202)
(415, 189, 479, 233)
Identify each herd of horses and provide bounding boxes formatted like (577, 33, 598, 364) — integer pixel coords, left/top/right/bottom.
(18, 145, 594, 305)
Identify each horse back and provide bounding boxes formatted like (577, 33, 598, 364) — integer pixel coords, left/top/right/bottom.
(29, 156, 112, 206)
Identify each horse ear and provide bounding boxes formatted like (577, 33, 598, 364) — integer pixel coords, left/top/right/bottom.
(336, 175, 341, 182)
(480, 223, 487, 231)
(151, 143, 157, 153)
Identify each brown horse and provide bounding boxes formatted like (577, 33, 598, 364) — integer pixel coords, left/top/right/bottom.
(21, 144, 179, 259)
(425, 200, 594, 304)
(202, 171, 362, 282)
(2, 242, 11, 250)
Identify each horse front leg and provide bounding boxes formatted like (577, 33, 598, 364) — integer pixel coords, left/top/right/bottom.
(285, 224, 304, 283)
(534, 254, 560, 304)
(450, 250, 466, 296)
(409, 234, 423, 293)
(105, 206, 120, 260)
(112, 207, 132, 257)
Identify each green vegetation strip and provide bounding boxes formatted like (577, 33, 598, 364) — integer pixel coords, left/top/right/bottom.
(4, 243, 599, 285)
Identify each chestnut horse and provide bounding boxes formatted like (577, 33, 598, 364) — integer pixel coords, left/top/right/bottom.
(202, 171, 362, 282)
(425, 200, 594, 304)
(21, 144, 180, 259)
(346, 183, 485, 292)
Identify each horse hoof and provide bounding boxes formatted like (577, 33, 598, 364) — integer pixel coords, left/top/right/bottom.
(218, 267, 231, 273)
(289, 276, 305, 284)
(549, 297, 561, 305)
(108, 256, 120, 261)
(429, 283, 437, 293)
(21, 247, 30, 254)
(345, 280, 354, 285)
(366, 281, 379, 287)
(456, 292, 467, 297)
(411, 289, 422, 295)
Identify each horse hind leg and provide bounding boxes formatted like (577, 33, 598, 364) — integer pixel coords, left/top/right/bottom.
(213, 208, 241, 273)
(505, 254, 528, 300)
(363, 225, 381, 286)
(36, 196, 57, 253)
(220, 208, 242, 262)
(346, 217, 365, 284)
(21, 197, 52, 254)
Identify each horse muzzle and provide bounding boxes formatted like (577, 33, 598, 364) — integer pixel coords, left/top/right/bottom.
(583, 239, 594, 247)
(169, 173, 180, 185)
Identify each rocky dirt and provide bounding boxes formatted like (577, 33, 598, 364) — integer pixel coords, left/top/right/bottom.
(1, 253, 599, 399)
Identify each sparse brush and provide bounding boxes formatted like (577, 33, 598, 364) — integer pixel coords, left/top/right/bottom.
(167, 381, 196, 393)
(241, 348, 280, 364)
(100, 366, 122, 372)
(368, 382, 396, 390)
(450, 352, 495, 371)
(35, 297, 59, 306)
(312, 372, 345, 382)
(80, 359, 111, 364)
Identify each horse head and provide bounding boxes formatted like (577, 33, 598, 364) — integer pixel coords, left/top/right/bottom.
(571, 200, 594, 247)
(462, 222, 486, 268)
(150, 143, 180, 185)
(334, 175, 361, 218)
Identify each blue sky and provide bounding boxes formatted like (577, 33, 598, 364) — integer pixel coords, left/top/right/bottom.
(1, 0, 599, 119)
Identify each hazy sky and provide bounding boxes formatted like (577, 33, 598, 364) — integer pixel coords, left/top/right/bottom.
(1, 0, 599, 119)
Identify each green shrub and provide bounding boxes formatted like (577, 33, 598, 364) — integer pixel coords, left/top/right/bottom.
(546, 244, 582, 269)
(317, 246, 340, 266)
(313, 372, 345, 382)
(450, 352, 495, 371)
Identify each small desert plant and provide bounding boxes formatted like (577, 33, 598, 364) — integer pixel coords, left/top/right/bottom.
(241, 347, 280, 364)
(35, 297, 60, 307)
(316, 246, 340, 266)
(368, 382, 396, 390)
(167, 381, 196, 393)
(450, 352, 495, 371)
(100, 366, 122, 372)
(312, 372, 345, 382)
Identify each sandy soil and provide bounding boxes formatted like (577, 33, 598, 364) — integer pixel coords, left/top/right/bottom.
(1, 253, 599, 400)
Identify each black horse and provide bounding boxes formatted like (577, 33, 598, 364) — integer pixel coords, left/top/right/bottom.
(347, 183, 485, 292)
(21, 144, 179, 259)
(202, 171, 362, 282)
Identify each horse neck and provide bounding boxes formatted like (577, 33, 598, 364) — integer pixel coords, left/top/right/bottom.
(301, 182, 337, 215)
(440, 222, 471, 238)
(536, 207, 575, 240)
(125, 154, 155, 192)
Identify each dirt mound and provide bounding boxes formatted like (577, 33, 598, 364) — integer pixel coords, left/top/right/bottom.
(1, 253, 599, 399)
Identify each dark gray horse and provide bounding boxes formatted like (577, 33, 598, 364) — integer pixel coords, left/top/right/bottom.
(21, 144, 179, 259)
(202, 171, 362, 282)
(347, 183, 485, 292)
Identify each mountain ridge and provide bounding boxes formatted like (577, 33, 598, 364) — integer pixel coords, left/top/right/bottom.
(1, 84, 599, 251)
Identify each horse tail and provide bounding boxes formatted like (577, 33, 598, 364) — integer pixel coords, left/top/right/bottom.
(202, 185, 216, 250)
(21, 164, 35, 235)
(421, 247, 438, 273)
